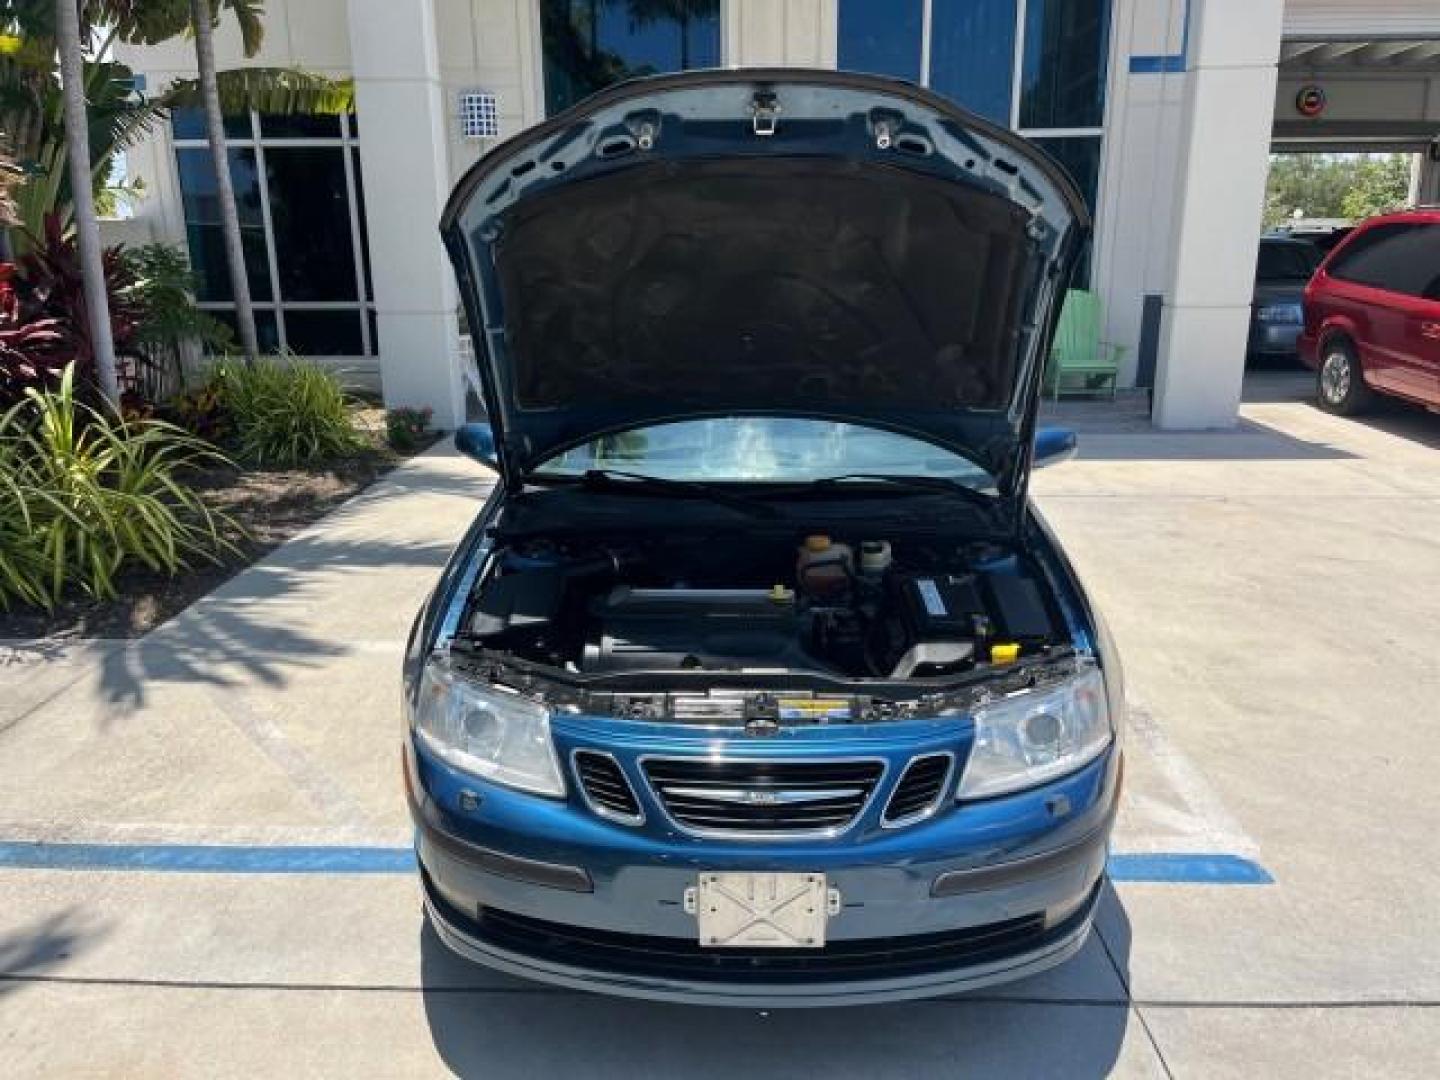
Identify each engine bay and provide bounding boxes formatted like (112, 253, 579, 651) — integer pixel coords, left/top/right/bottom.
(458, 526, 1071, 691)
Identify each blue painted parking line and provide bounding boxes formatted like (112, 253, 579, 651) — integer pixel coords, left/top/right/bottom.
(0, 841, 1271, 883)
(1107, 852, 1272, 885)
(0, 841, 415, 874)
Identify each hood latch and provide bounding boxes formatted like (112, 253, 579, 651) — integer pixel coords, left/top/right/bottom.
(750, 90, 780, 137)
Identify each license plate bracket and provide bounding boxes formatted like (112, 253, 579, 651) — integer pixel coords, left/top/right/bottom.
(684, 872, 838, 948)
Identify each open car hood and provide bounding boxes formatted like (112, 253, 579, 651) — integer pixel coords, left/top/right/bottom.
(441, 70, 1088, 505)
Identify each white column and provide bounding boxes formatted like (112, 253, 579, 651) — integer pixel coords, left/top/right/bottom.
(726, 0, 836, 67)
(347, 0, 466, 430)
(1151, 0, 1285, 429)
(1416, 153, 1440, 205)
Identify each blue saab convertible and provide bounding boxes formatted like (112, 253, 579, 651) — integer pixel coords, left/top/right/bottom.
(404, 69, 1124, 1007)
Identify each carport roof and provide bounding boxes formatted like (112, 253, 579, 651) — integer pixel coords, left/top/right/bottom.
(1281, 36, 1440, 72)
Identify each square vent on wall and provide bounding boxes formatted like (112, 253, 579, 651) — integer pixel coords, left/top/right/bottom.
(458, 90, 499, 140)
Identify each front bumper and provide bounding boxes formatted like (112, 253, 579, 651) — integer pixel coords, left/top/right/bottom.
(422, 865, 1102, 1007)
(407, 715, 1119, 1006)
(1249, 320, 1303, 356)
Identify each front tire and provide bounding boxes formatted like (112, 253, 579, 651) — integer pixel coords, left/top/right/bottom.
(1316, 339, 1370, 415)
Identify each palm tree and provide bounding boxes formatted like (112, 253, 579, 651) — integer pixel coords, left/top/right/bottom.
(105, 0, 267, 364)
(54, 0, 120, 404)
(187, 0, 258, 362)
(108, 2, 350, 367)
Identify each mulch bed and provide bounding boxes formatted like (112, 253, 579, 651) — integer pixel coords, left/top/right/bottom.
(0, 412, 441, 641)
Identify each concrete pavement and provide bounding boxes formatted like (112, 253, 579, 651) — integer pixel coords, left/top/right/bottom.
(2, 370, 1438, 1077)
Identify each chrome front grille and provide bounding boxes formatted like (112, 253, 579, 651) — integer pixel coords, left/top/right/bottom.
(641, 758, 884, 836)
(573, 750, 643, 824)
(882, 753, 955, 826)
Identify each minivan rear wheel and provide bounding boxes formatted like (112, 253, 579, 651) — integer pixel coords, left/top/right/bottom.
(1316, 339, 1370, 415)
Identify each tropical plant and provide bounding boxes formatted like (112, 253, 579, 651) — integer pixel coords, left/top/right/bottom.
(0, 427, 63, 609)
(0, 262, 66, 408)
(220, 355, 364, 466)
(4, 1, 357, 377)
(0, 363, 237, 609)
(120, 242, 232, 400)
(385, 406, 433, 453)
(167, 377, 228, 441)
(121, 242, 229, 350)
(13, 211, 140, 394)
(162, 66, 356, 116)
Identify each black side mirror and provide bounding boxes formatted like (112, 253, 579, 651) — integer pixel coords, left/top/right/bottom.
(1033, 427, 1077, 469)
(454, 422, 500, 471)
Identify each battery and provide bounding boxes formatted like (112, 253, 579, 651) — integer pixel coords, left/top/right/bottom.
(896, 574, 989, 639)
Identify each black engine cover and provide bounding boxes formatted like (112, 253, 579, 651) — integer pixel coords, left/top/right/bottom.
(584, 587, 831, 673)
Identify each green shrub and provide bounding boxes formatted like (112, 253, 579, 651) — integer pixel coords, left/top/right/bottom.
(0, 365, 238, 610)
(221, 355, 364, 466)
(385, 406, 433, 453)
(0, 444, 58, 609)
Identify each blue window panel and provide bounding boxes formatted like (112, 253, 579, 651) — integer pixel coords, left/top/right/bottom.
(264, 147, 359, 302)
(284, 310, 365, 356)
(541, 0, 721, 116)
(837, 0, 923, 83)
(929, 0, 1018, 125)
(171, 106, 250, 141)
(175, 148, 272, 303)
(1020, 0, 1112, 129)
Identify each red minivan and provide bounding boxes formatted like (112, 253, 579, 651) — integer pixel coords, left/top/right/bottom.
(1299, 209, 1440, 415)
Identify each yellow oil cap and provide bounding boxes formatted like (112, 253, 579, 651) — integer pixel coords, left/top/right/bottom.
(990, 643, 1021, 665)
(804, 534, 832, 552)
(768, 584, 795, 604)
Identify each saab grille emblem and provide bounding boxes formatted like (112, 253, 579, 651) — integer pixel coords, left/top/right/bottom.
(665, 786, 866, 806)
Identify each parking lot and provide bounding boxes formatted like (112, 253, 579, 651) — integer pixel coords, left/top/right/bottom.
(2, 369, 1438, 1078)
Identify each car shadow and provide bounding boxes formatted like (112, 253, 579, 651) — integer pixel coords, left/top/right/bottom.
(419, 881, 1135, 1079)
(1335, 395, 1440, 452)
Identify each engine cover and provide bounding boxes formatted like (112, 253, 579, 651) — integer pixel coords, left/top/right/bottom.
(584, 587, 832, 674)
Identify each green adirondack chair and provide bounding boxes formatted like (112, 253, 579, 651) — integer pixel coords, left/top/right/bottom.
(1045, 289, 1126, 400)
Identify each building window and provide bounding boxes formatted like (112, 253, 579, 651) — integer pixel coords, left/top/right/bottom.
(837, 0, 923, 83)
(837, 0, 1111, 282)
(540, 0, 721, 116)
(171, 107, 374, 357)
(928, 0, 1017, 126)
(1019, 0, 1111, 130)
(837, 0, 1110, 133)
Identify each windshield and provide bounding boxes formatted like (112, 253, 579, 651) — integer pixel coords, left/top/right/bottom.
(534, 419, 996, 489)
(1257, 241, 1319, 281)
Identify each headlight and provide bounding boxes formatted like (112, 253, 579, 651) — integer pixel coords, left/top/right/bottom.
(1256, 303, 1302, 324)
(411, 659, 565, 796)
(957, 668, 1111, 800)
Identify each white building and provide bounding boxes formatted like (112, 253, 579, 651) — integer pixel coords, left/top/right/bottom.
(111, 0, 1440, 431)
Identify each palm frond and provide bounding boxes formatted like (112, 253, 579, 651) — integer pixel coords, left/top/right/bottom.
(105, 0, 266, 57)
(224, 0, 266, 56)
(162, 67, 355, 116)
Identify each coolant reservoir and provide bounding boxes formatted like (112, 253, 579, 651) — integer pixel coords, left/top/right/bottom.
(859, 540, 893, 577)
(797, 535, 853, 599)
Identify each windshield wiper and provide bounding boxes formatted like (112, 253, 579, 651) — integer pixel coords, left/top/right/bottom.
(801, 473, 998, 510)
(569, 469, 781, 519)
